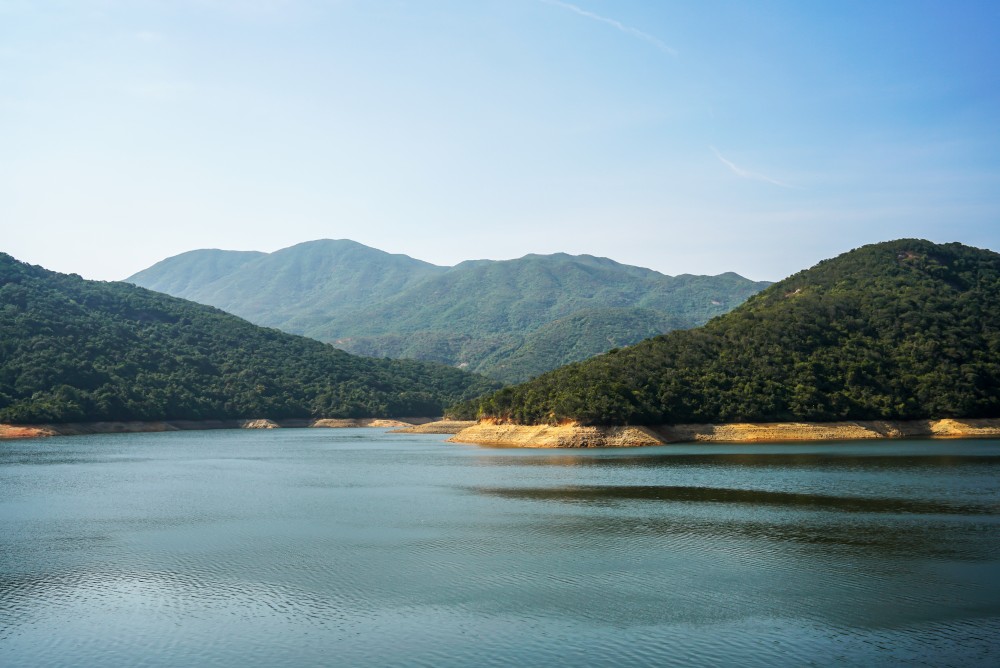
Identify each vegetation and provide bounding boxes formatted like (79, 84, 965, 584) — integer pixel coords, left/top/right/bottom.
(479, 307, 685, 383)
(455, 240, 1000, 424)
(128, 241, 769, 382)
(127, 239, 447, 334)
(0, 253, 498, 424)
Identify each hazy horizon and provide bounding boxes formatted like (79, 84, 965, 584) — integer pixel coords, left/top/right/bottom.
(120, 235, 992, 285)
(3, 1, 998, 283)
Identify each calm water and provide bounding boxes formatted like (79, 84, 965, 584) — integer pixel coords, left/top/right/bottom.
(1, 430, 999, 667)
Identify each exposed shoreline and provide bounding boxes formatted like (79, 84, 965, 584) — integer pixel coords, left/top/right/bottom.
(448, 418, 1000, 448)
(0, 417, 438, 440)
(389, 420, 477, 434)
(5, 417, 1000, 446)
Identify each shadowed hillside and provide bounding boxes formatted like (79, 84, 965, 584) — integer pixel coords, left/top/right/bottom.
(0, 253, 497, 424)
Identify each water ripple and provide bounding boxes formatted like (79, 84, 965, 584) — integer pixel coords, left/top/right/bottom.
(2, 431, 999, 667)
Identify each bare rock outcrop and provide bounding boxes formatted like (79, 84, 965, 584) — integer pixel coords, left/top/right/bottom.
(240, 419, 281, 429)
(310, 418, 415, 429)
(391, 420, 477, 434)
(449, 421, 665, 448)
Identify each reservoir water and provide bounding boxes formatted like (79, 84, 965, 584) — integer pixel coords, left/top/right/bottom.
(1, 429, 999, 666)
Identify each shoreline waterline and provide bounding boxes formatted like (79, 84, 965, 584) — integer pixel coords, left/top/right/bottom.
(0, 417, 441, 440)
(6, 417, 1000, 446)
(449, 418, 1000, 447)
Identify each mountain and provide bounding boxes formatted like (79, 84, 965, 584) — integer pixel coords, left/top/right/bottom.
(127, 241, 770, 383)
(127, 239, 446, 334)
(0, 253, 497, 424)
(459, 240, 1000, 424)
(481, 307, 684, 382)
(125, 248, 266, 297)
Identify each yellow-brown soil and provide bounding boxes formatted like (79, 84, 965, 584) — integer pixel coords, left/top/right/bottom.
(450, 418, 1000, 448)
(390, 420, 477, 434)
(449, 422, 664, 448)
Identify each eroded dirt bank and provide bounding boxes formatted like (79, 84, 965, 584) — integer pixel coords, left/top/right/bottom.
(449, 418, 1000, 448)
(448, 422, 666, 448)
(390, 420, 477, 434)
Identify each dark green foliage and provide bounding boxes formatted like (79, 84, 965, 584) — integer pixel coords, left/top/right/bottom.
(128, 241, 769, 382)
(0, 254, 498, 424)
(459, 240, 1000, 424)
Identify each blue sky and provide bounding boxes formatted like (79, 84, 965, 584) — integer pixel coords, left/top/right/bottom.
(2, 0, 998, 281)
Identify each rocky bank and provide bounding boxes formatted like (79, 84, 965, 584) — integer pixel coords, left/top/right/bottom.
(390, 420, 477, 434)
(449, 418, 1000, 448)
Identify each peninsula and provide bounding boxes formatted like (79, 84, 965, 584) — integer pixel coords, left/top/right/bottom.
(451, 240, 1000, 446)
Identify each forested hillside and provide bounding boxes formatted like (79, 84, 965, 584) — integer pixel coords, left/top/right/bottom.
(0, 253, 497, 424)
(127, 239, 445, 334)
(458, 240, 1000, 424)
(128, 240, 769, 382)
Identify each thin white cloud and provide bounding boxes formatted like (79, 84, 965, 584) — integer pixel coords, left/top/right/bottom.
(540, 0, 676, 56)
(711, 146, 797, 189)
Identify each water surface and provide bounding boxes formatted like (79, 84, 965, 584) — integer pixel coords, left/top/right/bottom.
(2, 430, 999, 666)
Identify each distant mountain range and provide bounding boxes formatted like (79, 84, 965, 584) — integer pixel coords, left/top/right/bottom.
(461, 239, 1000, 425)
(0, 253, 497, 424)
(127, 240, 770, 383)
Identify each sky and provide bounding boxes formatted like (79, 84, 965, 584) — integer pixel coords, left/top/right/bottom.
(2, 0, 998, 282)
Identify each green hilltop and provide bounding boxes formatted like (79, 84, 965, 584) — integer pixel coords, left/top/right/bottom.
(126, 239, 445, 333)
(458, 240, 1000, 425)
(0, 253, 497, 424)
(128, 240, 769, 383)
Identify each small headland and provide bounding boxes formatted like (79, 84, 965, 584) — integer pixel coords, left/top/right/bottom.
(448, 418, 1000, 448)
(390, 420, 477, 434)
(448, 422, 665, 448)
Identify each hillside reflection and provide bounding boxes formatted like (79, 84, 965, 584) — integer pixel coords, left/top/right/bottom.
(472, 484, 996, 515)
(470, 485, 999, 561)
(470, 452, 1000, 470)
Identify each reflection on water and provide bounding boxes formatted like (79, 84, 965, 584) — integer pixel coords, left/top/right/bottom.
(472, 483, 997, 514)
(521, 503, 998, 561)
(1, 430, 999, 667)
(472, 450, 1000, 470)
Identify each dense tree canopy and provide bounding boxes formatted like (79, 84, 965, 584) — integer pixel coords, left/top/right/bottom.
(0, 253, 497, 424)
(455, 240, 1000, 424)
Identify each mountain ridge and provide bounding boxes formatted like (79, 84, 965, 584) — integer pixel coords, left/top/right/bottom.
(127, 239, 770, 383)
